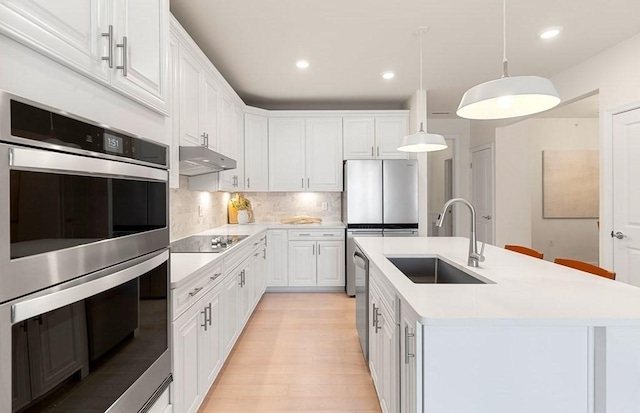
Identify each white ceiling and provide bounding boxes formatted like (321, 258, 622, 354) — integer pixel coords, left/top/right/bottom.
(170, 0, 640, 116)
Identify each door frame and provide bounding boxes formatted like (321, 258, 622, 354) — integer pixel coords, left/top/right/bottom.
(469, 143, 495, 245)
(603, 101, 640, 270)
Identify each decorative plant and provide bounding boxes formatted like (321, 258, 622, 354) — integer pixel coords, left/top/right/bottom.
(230, 194, 250, 210)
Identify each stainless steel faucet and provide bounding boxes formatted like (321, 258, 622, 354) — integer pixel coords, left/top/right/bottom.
(435, 198, 485, 267)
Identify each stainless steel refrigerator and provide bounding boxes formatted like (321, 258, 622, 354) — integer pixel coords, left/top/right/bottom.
(343, 159, 419, 297)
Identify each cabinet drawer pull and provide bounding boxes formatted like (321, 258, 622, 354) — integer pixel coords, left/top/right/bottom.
(377, 146, 380, 157)
(371, 146, 374, 157)
(201, 307, 208, 331)
(101, 25, 113, 68)
(189, 287, 203, 297)
(254, 252, 259, 257)
(405, 325, 415, 364)
(116, 35, 128, 76)
(247, 177, 250, 188)
(322, 233, 335, 236)
(375, 309, 382, 332)
(301, 177, 304, 188)
(299, 233, 311, 236)
(210, 272, 222, 281)
(372, 303, 377, 327)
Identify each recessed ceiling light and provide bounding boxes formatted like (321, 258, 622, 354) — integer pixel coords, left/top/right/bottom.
(382, 71, 395, 80)
(296, 60, 309, 69)
(540, 27, 562, 39)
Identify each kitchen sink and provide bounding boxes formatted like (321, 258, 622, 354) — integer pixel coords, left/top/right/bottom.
(387, 257, 487, 284)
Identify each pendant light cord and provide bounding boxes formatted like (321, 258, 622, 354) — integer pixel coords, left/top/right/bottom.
(419, 29, 425, 132)
(502, 0, 509, 77)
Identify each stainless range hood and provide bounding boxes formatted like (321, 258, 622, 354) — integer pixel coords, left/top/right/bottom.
(179, 146, 237, 176)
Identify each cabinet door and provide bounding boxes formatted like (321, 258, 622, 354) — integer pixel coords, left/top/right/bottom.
(244, 113, 269, 192)
(27, 302, 88, 399)
(306, 117, 343, 191)
(400, 306, 420, 413)
(0, 0, 110, 82)
(199, 286, 223, 393)
(379, 304, 399, 413)
(269, 118, 306, 191)
(239, 263, 253, 328)
(267, 230, 288, 286)
(375, 116, 408, 159)
(368, 289, 381, 389)
(288, 241, 317, 286)
(316, 240, 345, 286)
(219, 102, 244, 191)
(173, 303, 205, 413)
(257, 245, 268, 298)
(343, 117, 375, 159)
(112, 0, 168, 112)
(201, 75, 219, 151)
(169, 31, 180, 189)
(179, 47, 203, 147)
(222, 270, 241, 357)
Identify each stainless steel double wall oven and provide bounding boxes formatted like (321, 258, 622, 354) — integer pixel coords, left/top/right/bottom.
(0, 92, 171, 413)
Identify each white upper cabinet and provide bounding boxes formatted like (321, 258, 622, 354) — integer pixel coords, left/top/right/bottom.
(0, 0, 169, 114)
(306, 117, 343, 191)
(244, 113, 269, 192)
(218, 99, 244, 191)
(269, 117, 342, 192)
(343, 115, 409, 160)
(169, 31, 180, 188)
(111, 0, 168, 113)
(269, 118, 307, 191)
(201, 76, 219, 151)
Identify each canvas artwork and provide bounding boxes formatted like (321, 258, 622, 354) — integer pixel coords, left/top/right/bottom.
(542, 150, 599, 218)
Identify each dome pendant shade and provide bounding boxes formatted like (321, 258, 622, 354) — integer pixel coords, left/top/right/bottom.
(457, 75, 560, 120)
(397, 123, 447, 152)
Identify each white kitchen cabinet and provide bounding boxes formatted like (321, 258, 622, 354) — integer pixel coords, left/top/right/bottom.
(267, 230, 288, 287)
(288, 241, 317, 286)
(0, 0, 168, 114)
(400, 301, 421, 413)
(269, 118, 306, 191)
(218, 102, 245, 191)
(369, 268, 399, 413)
(343, 115, 408, 160)
(221, 268, 240, 358)
(174, 284, 222, 413)
(287, 230, 345, 288)
(269, 117, 342, 191)
(169, 31, 180, 188)
(178, 46, 218, 150)
(244, 113, 269, 192)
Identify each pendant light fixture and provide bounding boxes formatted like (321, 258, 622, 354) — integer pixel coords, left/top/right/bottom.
(456, 0, 560, 120)
(397, 27, 447, 153)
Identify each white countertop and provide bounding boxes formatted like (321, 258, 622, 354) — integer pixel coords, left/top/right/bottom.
(170, 222, 345, 288)
(356, 236, 640, 326)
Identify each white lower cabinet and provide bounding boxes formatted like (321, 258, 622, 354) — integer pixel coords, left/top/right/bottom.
(369, 269, 399, 413)
(267, 230, 288, 287)
(173, 284, 220, 413)
(172, 233, 267, 413)
(400, 301, 421, 413)
(286, 230, 345, 288)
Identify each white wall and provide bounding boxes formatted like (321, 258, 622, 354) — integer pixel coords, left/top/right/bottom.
(495, 118, 599, 263)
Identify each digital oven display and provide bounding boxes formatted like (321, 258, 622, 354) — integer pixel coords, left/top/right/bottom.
(104, 132, 123, 154)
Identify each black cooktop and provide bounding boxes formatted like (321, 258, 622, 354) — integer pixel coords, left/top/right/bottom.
(169, 235, 248, 253)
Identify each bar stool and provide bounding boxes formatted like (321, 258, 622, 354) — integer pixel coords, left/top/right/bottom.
(504, 245, 544, 259)
(554, 258, 616, 280)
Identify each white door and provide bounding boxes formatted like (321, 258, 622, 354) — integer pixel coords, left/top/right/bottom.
(376, 116, 408, 159)
(173, 305, 204, 413)
(218, 95, 238, 190)
(199, 287, 222, 392)
(222, 272, 240, 357)
(612, 107, 640, 286)
(343, 117, 375, 159)
(244, 114, 269, 191)
(201, 76, 219, 150)
(269, 118, 306, 191)
(267, 230, 288, 286)
(471, 146, 494, 245)
(316, 240, 345, 286)
(306, 117, 343, 191)
(288, 241, 316, 286)
(112, 0, 168, 112)
(0, 0, 110, 81)
(178, 47, 203, 147)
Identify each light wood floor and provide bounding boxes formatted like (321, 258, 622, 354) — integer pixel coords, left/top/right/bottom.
(199, 292, 381, 413)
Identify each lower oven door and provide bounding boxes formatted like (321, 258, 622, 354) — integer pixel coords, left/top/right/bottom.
(0, 143, 169, 304)
(0, 249, 171, 413)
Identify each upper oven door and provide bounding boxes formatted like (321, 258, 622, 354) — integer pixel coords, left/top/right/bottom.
(0, 144, 169, 304)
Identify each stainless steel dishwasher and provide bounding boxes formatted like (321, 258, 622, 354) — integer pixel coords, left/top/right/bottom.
(353, 246, 369, 362)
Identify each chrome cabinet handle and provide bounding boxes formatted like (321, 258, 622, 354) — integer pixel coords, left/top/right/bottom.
(405, 325, 415, 364)
(189, 287, 203, 297)
(307, 178, 310, 188)
(611, 231, 625, 239)
(207, 303, 212, 326)
(247, 177, 250, 188)
(201, 307, 208, 331)
(318, 245, 320, 255)
(116, 36, 127, 76)
(254, 252, 259, 257)
(262, 249, 266, 259)
(323, 233, 335, 236)
(238, 272, 243, 286)
(371, 146, 374, 157)
(375, 309, 382, 332)
(301, 178, 304, 188)
(101, 25, 113, 68)
(377, 146, 380, 157)
(210, 272, 221, 282)
(201, 133, 209, 147)
(242, 269, 246, 286)
(372, 303, 377, 327)
(299, 233, 311, 236)
(312, 244, 315, 255)
(482, 215, 492, 220)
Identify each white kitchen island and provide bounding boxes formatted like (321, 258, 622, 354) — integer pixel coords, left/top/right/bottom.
(355, 236, 640, 413)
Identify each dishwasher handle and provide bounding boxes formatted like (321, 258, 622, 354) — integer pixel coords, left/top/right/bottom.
(353, 250, 368, 269)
